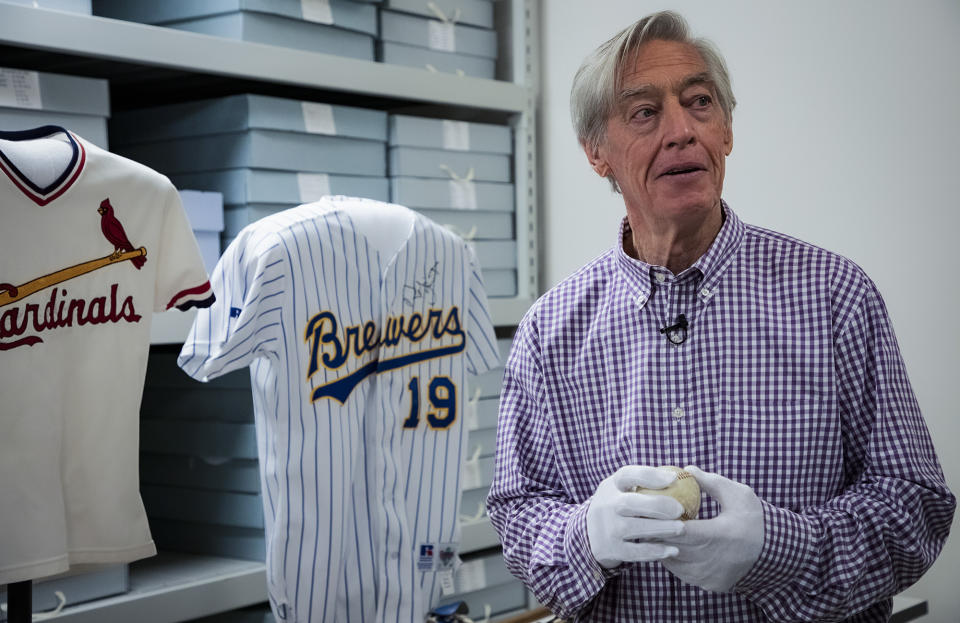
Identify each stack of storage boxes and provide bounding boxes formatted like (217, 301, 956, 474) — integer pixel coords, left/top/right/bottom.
(378, 0, 497, 78)
(388, 113, 516, 297)
(460, 336, 512, 534)
(108, 94, 389, 253)
(92, 0, 379, 60)
(0, 67, 110, 148)
(139, 352, 265, 561)
(441, 336, 529, 618)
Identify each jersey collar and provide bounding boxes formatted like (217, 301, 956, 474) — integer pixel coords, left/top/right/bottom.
(0, 125, 86, 206)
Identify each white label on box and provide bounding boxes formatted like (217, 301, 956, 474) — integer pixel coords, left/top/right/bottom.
(300, 0, 333, 24)
(449, 178, 478, 210)
(442, 120, 470, 151)
(301, 102, 337, 135)
(297, 173, 332, 202)
(428, 20, 456, 52)
(0, 68, 42, 109)
(455, 559, 486, 593)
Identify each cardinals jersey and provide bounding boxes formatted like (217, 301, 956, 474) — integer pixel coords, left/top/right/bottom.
(177, 197, 499, 622)
(0, 126, 213, 584)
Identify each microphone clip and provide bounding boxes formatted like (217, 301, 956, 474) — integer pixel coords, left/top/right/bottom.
(659, 313, 688, 345)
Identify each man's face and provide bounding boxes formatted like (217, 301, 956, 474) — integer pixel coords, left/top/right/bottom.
(586, 39, 733, 224)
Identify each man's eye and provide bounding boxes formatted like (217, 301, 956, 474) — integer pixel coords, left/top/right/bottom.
(692, 95, 712, 107)
(633, 108, 656, 119)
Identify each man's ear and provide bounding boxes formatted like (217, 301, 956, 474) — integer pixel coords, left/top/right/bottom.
(724, 124, 733, 156)
(583, 141, 611, 178)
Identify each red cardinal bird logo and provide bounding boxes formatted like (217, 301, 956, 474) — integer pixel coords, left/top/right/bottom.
(98, 198, 146, 269)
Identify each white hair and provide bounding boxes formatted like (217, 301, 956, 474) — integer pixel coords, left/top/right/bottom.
(570, 11, 736, 191)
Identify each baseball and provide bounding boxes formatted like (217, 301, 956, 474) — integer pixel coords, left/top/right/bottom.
(632, 466, 700, 520)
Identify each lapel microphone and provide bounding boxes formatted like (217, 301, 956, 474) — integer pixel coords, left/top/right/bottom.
(659, 313, 688, 345)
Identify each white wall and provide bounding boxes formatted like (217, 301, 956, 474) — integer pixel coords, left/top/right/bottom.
(539, 1, 960, 620)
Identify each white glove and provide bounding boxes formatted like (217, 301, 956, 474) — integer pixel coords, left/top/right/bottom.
(659, 466, 764, 592)
(585, 465, 687, 569)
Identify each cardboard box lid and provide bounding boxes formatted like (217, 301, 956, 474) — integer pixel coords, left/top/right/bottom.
(111, 94, 387, 145)
(416, 208, 513, 240)
(93, 0, 377, 35)
(390, 114, 510, 153)
(389, 146, 509, 182)
(0, 67, 109, 116)
(172, 169, 388, 205)
(117, 129, 386, 176)
(391, 176, 514, 211)
(378, 40, 494, 79)
(384, 0, 493, 29)
(380, 9, 497, 59)
(0, 108, 108, 149)
(470, 239, 516, 269)
(159, 11, 374, 60)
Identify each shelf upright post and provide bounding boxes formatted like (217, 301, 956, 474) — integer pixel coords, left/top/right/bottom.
(504, 0, 540, 309)
(6, 580, 32, 623)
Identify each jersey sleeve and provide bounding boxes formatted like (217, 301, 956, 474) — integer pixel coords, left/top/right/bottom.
(463, 245, 500, 376)
(153, 182, 214, 312)
(177, 229, 285, 382)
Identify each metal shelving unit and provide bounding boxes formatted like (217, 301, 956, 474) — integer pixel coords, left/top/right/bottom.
(0, 2, 539, 620)
(0, 1, 540, 334)
(0, 4, 525, 111)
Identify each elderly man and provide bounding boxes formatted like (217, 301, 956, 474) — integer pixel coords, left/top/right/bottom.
(486, 10, 955, 621)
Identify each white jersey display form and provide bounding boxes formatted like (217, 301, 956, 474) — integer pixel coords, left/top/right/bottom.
(0, 126, 214, 584)
(177, 196, 499, 623)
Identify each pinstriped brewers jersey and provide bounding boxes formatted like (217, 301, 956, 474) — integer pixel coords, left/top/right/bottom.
(0, 126, 213, 584)
(177, 196, 499, 622)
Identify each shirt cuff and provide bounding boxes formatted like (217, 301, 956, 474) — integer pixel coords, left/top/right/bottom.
(734, 499, 816, 598)
(563, 502, 620, 589)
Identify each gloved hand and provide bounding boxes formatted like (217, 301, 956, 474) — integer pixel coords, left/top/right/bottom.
(659, 466, 764, 592)
(585, 465, 687, 569)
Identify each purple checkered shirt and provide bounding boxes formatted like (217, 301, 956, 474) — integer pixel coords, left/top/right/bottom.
(486, 204, 955, 621)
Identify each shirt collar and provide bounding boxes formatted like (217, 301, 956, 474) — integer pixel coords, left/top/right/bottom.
(614, 201, 745, 305)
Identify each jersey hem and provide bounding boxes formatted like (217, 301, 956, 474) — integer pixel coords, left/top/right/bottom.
(68, 541, 158, 566)
(0, 554, 70, 585)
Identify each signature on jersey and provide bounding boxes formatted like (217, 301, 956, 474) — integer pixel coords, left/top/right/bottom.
(402, 261, 439, 307)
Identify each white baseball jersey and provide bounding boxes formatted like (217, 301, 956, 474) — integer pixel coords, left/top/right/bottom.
(0, 126, 213, 584)
(177, 196, 499, 622)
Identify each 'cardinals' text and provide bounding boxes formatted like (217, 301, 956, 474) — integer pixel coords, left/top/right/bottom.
(0, 284, 141, 350)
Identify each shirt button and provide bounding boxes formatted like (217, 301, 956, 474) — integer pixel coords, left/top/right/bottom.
(655, 273, 666, 283)
(700, 287, 712, 297)
(672, 407, 684, 419)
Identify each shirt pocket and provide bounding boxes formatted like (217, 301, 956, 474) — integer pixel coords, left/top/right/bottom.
(715, 398, 844, 511)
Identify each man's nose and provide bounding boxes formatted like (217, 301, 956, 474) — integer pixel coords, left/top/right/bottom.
(662, 101, 695, 149)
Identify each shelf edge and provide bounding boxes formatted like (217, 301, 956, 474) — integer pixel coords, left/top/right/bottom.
(0, 4, 527, 112)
